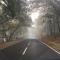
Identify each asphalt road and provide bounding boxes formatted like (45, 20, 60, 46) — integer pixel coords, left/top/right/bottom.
(0, 39, 60, 60)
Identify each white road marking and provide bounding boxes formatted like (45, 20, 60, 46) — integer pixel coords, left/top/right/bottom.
(22, 47, 28, 55)
(40, 41, 60, 55)
(22, 42, 31, 55)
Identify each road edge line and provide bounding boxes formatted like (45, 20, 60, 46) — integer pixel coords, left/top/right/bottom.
(40, 41, 60, 55)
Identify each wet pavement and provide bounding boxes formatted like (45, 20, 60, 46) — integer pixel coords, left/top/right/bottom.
(0, 39, 60, 60)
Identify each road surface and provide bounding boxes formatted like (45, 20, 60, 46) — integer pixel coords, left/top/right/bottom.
(0, 39, 60, 60)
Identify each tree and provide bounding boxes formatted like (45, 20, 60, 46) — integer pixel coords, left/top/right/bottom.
(0, 0, 32, 42)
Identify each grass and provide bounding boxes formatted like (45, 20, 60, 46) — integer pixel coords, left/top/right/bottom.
(48, 42, 60, 52)
(41, 36, 60, 53)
